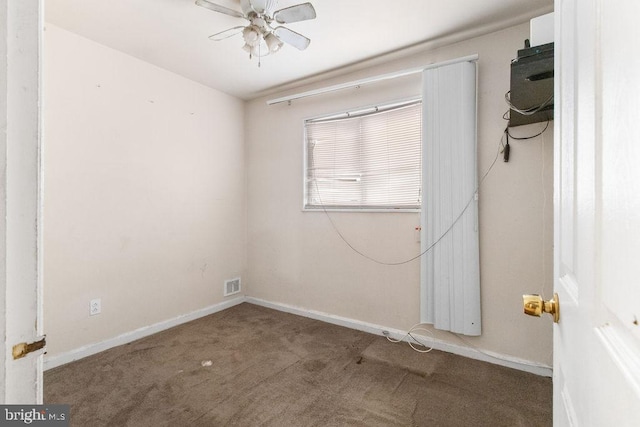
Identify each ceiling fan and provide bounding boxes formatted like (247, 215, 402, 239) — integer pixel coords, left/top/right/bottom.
(195, 0, 317, 61)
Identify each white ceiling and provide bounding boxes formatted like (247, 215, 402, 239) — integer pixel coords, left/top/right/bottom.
(45, 0, 553, 100)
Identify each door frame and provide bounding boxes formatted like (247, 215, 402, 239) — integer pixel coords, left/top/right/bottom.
(0, 0, 44, 403)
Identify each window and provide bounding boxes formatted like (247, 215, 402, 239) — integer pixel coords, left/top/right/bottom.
(304, 99, 422, 210)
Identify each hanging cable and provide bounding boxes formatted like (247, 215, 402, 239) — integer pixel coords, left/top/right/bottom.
(312, 133, 504, 266)
(504, 91, 553, 116)
(505, 119, 550, 140)
(385, 325, 434, 353)
(498, 116, 550, 162)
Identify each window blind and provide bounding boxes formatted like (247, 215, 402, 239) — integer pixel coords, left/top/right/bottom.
(305, 100, 422, 210)
(420, 60, 481, 336)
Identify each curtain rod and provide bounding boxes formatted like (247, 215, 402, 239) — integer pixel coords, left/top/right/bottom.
(266, 54, 479, 106)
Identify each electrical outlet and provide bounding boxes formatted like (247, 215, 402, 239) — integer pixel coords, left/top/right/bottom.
(90, 298, 101, 316)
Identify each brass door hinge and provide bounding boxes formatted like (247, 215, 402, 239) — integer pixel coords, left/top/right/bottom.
(12, 336, 46, 360)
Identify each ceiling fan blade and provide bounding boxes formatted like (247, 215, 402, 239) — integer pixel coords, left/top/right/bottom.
(195, 0, 245, 19)
(208, 26, 245, 41)
(240, 0, 268, 14)
(273, 26, 311, 50)
(273, 3, 316, 24)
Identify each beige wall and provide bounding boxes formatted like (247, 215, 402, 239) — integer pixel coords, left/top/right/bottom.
(245, 23, 554, 366)
(43, 21, 553, 368)
(43, 25, 246, 356)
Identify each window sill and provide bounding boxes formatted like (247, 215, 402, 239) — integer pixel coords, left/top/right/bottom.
(303, 207, 420, 213)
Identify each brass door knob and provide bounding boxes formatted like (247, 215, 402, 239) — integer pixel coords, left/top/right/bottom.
(523, 293, 560, 323)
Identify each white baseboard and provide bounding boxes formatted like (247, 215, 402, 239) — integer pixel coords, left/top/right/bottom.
(46, 295, 552, 377)
(246, 297, 553, 377)
(44, 297, 246, 371)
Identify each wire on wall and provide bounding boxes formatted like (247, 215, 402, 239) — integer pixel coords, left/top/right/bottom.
(504, 90, 553, 116)
(335, 116, 552, 354)
(384, 325, 434, 353)
(381, 112, 550, 353)
(313, 131, 505, 266)
(506, 119, 550, 140)
(501, 96, 551, 163)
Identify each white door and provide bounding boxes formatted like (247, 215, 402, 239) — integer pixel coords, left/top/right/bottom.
(554, 0, 640, 425)
(0, 0, 44, 403)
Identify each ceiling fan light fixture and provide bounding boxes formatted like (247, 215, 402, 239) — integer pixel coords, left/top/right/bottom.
(242, 26, 260, 45)
(265, 32, 283, 53)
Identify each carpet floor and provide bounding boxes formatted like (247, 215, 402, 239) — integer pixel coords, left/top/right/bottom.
(44, 303, 551, 426)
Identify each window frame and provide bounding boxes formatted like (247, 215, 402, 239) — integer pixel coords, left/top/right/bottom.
(302, 97, 422, 213)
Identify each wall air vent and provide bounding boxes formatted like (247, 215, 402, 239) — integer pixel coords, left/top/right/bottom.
(224, 278, 241, 296)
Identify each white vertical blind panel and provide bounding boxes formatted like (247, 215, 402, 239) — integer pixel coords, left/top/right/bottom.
(420, 61, 481, 336)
